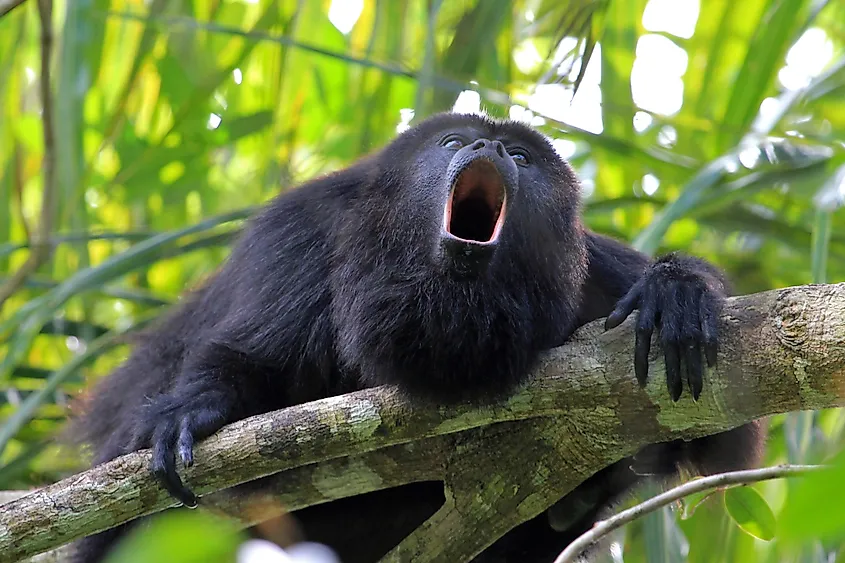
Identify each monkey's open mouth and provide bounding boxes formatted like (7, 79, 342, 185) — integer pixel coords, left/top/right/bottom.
(444, 159, 507, 244)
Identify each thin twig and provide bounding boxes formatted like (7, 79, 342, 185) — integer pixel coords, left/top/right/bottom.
(0, 0, 27, 18)
(0, 0, 57, 311)
(553, 464, 826, 563)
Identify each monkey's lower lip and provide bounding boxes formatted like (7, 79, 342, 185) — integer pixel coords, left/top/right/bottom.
(443, 159, 507, 245)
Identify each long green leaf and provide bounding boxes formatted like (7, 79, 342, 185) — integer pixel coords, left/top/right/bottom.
(810, 209, 832, 283)
(0, 313, 157, 455)
(633, 155, 733, 254)
(0, 208, 253, 380)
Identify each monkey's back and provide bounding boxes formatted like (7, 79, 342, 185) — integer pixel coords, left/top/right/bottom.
(74, 171, 362, 465)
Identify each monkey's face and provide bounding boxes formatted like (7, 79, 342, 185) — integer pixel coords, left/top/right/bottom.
(375, 113, 582, 278)
(438, 134, 520, 275)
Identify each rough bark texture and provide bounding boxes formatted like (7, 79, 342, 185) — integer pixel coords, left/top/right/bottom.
(2, 283, 844, 563)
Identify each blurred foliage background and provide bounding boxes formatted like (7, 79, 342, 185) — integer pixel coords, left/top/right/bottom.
(1, 0, 844, 561)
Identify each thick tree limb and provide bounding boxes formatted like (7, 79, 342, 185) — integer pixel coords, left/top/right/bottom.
(2, 283, 845, 563)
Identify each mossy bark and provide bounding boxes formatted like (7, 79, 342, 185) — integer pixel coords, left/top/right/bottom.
(2, 283, 844, 563)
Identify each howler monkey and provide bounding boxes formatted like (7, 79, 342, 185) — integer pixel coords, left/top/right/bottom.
(72, 112, 765, 562)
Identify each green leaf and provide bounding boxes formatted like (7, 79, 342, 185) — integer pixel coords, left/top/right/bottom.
(0, 313, 157, 454)
(0, 231, 155, 259)
(633, 156, 733, 255)
(810, 208, 832, 283)
(224, 110, 274, 142)
(0, 441, 49, 487)
(643, 505, 687, 563)
(720, 0, 812, 143)
(104, 510, 243, 563)
(780, 452, 845, 544)
(680, 489, 719, 520)
(724, 486, 777, 541)
(0, 209, 253, 381)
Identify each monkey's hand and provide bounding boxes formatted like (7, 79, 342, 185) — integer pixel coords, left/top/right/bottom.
(604, 253, 727, 401)
(134, 379, 234, 508)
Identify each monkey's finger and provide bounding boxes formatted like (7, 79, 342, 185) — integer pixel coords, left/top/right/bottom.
(657, 280, 685, 401)
(634, 285, 658, 387)
(699, 297, 719, 368)
(678, 286, 703, 400)
(178, 405, 228, 469)
(664, 344, 683, 402)
(152, 422, 198, 508)
(685, 340, 703, 401)
(177, 419, 195, 468)
(605, 278, 646, 330)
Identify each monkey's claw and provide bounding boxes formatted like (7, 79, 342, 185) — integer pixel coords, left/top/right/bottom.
(144, 391, 231, 508)
(150, 412, 199, 508)
(604, 254, 725, 402)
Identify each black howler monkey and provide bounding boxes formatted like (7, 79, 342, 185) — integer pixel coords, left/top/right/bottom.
(72, 112, 765, 562)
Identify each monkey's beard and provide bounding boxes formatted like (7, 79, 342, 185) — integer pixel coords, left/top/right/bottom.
(332, 241, 584, 401)
(332, 168, 587, 401)
(444, 160, 506, 244)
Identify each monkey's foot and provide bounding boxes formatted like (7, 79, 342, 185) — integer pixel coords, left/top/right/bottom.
(137, 390, 232, 508)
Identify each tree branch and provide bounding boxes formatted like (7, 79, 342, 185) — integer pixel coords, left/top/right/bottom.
(553, 464, 825, 563)
(0, 0, 57, 311)
(1, 283, 844, 563)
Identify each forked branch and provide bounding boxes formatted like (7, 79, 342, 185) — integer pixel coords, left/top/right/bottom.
(1, 283, 844, 563)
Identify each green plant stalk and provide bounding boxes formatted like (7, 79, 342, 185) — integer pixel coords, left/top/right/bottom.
(0, 313, 157, 455)
(0, 209, 252, 381)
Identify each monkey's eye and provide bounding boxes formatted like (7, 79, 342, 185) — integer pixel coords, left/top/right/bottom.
(509, 148, 531, 166)
(440, 135, 466, 150)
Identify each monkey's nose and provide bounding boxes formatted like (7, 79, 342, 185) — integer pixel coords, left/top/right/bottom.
(470, 138, 506, 159)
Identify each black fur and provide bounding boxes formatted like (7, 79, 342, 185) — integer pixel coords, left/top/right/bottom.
(72, 112, 764, 562)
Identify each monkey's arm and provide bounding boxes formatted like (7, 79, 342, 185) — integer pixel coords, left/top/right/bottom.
(536, 233, 755, 555)
(137, 201, 337, 508)
(578, 231, 730, 401)
(139, 340, 260, 507)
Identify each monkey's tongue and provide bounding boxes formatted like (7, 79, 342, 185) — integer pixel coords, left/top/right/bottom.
(444, 160, 506, 244)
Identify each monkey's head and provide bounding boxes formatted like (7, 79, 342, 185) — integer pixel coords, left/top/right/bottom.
(356, 112, 585, 278)
(334, 112, 588, 398)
